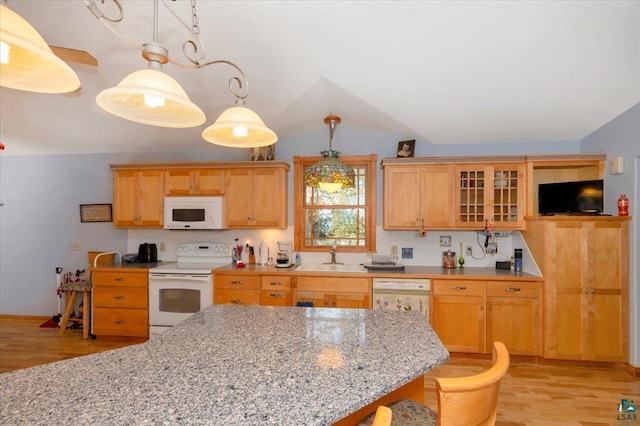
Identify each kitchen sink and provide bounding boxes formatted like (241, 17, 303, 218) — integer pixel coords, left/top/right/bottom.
(295, 263, 368, 273)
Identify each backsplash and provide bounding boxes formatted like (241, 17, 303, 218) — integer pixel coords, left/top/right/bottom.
(127, 227, 541, 275)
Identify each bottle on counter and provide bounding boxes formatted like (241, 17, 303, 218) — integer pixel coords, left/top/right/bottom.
(514, 248, 523, 272)
(618, 194, 629, 216)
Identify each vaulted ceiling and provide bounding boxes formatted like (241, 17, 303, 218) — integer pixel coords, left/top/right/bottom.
(2, 1, 639, 155)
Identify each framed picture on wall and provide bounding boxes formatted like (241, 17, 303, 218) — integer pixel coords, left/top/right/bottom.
(249, 144, 276, 161)
(397, 140, 415, 158)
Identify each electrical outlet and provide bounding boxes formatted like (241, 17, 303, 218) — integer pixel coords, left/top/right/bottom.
(466, 245, 473, 256)
(401, 247, 413, 259)
(159, 243, 166, 252)
(70, 242, 81, 251)
(390, 245, 398, 256)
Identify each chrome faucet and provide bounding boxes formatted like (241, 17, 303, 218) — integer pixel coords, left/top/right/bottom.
(325, 244, 343, 265)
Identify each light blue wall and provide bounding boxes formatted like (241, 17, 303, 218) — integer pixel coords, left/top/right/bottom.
(581, 102, 639, 367)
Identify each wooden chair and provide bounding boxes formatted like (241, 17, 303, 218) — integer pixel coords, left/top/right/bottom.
(359, 341, 510, 426)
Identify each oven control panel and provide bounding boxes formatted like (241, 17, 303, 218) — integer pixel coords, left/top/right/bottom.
(176, 242, 232, 261)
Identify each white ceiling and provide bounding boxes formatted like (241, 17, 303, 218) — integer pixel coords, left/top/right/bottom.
(1, 0, 639, 156)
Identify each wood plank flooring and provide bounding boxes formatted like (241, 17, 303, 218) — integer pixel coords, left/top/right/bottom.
(1, 316, 638, 425)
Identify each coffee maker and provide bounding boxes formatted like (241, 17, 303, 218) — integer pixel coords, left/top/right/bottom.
(276, 241, 292, 268)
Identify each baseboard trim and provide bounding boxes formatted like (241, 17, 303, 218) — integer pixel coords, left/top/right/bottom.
(622, 363, 640, 377)
(0, 314, 51, 322)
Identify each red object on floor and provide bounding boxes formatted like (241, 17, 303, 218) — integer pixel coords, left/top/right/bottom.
(40, 315, 60, 328)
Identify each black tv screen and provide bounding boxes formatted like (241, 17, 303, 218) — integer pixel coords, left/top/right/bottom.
(538, 179, 604, 215)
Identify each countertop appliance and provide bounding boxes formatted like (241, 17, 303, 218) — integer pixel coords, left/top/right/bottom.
(276, 240, 293, 268)
(149, 241, 231, 338)
(163, 196, 224, 230)
(137, 243, 157, 263)
(372, 278, 430, 321)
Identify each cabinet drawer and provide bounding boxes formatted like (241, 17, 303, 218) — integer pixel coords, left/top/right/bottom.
(93, 286, 148, 308)
(487, 281, 540, 298)
(215, 275, 260, 290)
(261, 290, 292, 306)
(295, 277, 370, 293)
(93, 271, 147, 286)
(433, 280, 485, 296)
(261, 276, 292, 290)
(93, 308, 148, 337)
(214, 289, 261, 305)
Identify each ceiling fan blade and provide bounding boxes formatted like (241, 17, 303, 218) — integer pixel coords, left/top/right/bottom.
(49, 45, 98, 67)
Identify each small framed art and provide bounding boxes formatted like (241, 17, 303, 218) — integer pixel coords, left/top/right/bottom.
(80, 203, 112, 223)
(397, 140, 415, 158)
(249, 144, 276, 161)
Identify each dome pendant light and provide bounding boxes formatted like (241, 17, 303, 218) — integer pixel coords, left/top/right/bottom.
(0, 4, 80, 93)
(304, 114, 355, 193)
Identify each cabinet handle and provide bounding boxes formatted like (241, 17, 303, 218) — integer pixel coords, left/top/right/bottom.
(269, 293, 284, 298)
(115, 320, 126, 325)
(114, 295, 126, 300)
(488, 305, 492, 311)
(231, 280, 244, 285)
(452, 286, 467, 290)
(115, 277, 125, 282)
(590, 289, 596, 295)
(231, 299, 243, 304)
(505, 287, 521, 292)
(270, 281, 283, 286)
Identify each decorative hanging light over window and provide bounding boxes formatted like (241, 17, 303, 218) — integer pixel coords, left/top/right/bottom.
(0, 4, 80, 93)
(85, 0, 276, 147)
(304, 114, 355, 193)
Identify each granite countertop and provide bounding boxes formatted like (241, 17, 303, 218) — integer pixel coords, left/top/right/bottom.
(0, 305, 449, 425)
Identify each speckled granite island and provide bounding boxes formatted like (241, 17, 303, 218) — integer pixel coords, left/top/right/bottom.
(1, 305, 449, 425)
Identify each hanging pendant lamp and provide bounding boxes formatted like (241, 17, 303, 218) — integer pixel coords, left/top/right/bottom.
(0, 4, 80, 93)
(96, 44, 205, 128)
(202, 98, 277, 148)
(304, 114, 355, 193)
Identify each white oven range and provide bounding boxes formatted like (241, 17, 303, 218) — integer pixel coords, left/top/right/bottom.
(149, 242, 231, 338)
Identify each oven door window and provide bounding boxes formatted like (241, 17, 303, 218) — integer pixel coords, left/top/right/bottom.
(159, 288, 201, 313)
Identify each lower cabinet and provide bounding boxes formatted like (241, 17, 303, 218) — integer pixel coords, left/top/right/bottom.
(214, 274, 261, 305)
(293, 276, 371, 309)
(261, 275, 293, 306)
(432, 279, 541, 355)
(92, 270, 149, 338)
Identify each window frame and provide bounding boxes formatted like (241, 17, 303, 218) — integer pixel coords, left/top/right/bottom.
(293, 154, 377, 253)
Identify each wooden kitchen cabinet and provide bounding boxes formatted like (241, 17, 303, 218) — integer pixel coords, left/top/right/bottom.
(382, 164, 454, 229)
(224, 166, 288, 228)
(432, 280, 486, 353)
(260, 275, 293, 306)
(112, 169, 164, 228)
(455, 162, 525, 229)
(523, 217, 630, 362)
(164, 169, 224, 196)
(486, 281, 541, 356)
(293, 276, 371, 309)
(214, 274, 261, 305)
(432, 278, 541, 355)
(92, 270, 149, 338)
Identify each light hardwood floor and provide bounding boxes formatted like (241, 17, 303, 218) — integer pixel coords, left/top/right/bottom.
(1, 316, 638, 425)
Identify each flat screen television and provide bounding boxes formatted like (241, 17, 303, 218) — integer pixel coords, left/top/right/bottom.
(538, 179, 604, 215)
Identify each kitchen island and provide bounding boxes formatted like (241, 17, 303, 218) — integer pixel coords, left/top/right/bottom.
(0, 305, 449, 425)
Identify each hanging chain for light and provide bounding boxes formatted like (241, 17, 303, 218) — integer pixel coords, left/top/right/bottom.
(191, 0, 200, 35)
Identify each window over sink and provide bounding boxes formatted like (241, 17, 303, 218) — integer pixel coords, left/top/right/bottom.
(293, 154, 377, 252)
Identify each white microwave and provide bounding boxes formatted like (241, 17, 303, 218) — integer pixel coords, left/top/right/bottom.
(163, 197, 225, 230)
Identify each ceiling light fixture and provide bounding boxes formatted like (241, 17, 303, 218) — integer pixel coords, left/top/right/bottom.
(86, 0, 277, 146)
(304, 114, 355, 193)
(0, 2, 80, 93)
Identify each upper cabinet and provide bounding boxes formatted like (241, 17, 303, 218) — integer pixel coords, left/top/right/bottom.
(225, 165, 288, 229)
(455, 162, 525, 229)
(383, 164, 454, 229)
(112, 169, 164, 228)
(164, 169, 224, 196)
(111, 162, 289, 229)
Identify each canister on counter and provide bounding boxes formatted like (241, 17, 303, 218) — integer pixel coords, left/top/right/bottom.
(442, 250, 457, 268)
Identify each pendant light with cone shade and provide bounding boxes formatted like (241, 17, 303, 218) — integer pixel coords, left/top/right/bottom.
(86, 0, 276, 145)
(304, 114, 355, 193)
(0, 2, 80, 93)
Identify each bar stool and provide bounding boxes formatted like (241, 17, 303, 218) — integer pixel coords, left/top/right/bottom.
(57, 280, 92, 339)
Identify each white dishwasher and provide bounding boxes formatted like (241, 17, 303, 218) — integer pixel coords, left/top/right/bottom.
(372, 278, 430, 321)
